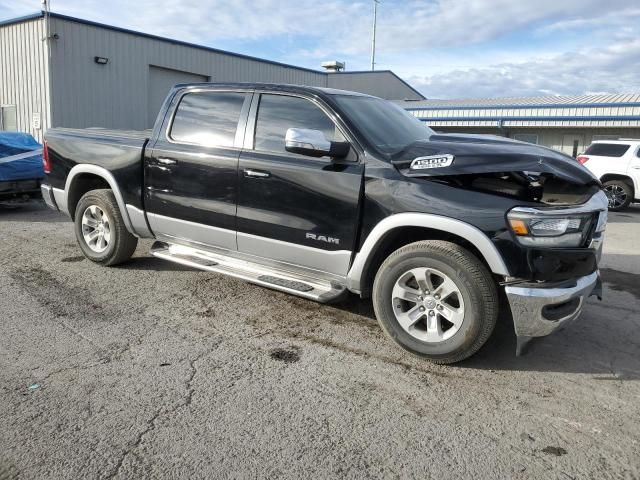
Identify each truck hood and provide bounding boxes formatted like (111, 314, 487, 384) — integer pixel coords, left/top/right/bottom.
(391, 133, 599, 186)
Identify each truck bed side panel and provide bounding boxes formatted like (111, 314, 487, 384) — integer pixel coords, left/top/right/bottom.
(45, 128, 149, 209)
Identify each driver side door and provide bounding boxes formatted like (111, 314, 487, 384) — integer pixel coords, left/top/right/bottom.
(236, 92, 363, 277)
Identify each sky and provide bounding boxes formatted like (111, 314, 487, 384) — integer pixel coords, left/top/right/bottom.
(2, 0, 640, 99)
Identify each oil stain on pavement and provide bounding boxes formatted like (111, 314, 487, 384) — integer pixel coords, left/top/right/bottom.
(600, 268, 640, 299)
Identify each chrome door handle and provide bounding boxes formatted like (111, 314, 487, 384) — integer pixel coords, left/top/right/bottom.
(157, 157, 177, 165)
(632, 166, 640, 170)
(244, 169, 270, 178)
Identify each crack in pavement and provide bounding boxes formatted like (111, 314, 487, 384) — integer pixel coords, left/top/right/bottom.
(103, 340, 221, 480)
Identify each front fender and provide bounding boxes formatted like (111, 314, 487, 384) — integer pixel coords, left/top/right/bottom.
(346, 212, 510, 293)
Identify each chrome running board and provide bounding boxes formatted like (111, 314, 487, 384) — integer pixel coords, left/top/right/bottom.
(150, 241, 346, 303)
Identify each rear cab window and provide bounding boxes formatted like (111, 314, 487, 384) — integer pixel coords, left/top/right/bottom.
(169, 91, 247, 147)
(584, 143, 630, 157)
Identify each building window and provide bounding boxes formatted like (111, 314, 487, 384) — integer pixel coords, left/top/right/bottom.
(513, 133, 538, 144)
(0, 105, 17, 131)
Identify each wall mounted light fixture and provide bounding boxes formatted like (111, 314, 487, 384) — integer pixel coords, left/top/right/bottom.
(94, 56, 109, 65)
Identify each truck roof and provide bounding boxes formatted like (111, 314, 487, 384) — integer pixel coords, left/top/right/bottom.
(173, 82, 374, 98)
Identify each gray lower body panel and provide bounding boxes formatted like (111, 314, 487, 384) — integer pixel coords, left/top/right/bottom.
(237, 231, 351, 278)
(125, 204, 153, 238)
(41, 184, 58, 210)
(146, 211, 237, 251)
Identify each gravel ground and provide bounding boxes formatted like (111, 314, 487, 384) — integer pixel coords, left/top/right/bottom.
(1, 200, 639, 479)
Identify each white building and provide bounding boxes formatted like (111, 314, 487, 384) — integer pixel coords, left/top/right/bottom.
(403, 94, 640, 156)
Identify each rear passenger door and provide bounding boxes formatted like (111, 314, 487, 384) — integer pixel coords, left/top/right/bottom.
(145, 88, 251, 250)
(236, 92, 363, 277)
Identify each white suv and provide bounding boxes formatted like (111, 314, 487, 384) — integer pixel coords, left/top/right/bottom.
(578, 139, 640, 211)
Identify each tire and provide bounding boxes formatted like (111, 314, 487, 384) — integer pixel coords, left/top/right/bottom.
(603, 180, 633, 211)
(372, 240, 498, 364)
(74, 189, 138, 266)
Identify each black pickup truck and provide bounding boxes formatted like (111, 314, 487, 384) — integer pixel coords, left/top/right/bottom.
(41, 83, 608, 363)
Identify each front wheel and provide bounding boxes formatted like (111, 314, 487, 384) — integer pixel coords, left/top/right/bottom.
(372, 240, 498, 364)
(74, 189, 138, 266)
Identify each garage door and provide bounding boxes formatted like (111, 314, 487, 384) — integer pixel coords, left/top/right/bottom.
(147, 66, 209, 128)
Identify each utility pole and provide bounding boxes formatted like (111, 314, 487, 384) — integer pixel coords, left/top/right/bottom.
(371, 0, 380, 71)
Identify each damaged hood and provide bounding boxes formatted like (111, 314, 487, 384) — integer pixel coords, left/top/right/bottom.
(391, 133, 599, 185)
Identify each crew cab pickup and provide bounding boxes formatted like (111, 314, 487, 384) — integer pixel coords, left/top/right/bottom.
(41, 83, 608, 363)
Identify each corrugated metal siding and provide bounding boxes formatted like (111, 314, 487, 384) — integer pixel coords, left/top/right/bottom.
(403, 93, 640, 128)
(424, 125, 640, 155)
(0, 18, 50, 142)
(408, 106, 640, 128)
(48, 17, 328, 130)
(404, 93, 640, 108)
(327, 71, 424, 100)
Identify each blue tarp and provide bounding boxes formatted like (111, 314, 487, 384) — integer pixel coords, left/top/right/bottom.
(0, 132, 44, 182)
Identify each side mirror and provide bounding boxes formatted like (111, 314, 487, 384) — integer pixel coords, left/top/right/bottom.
(285, 128, 350, 158)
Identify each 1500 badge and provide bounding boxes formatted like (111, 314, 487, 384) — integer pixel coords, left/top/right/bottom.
(410, 154, 455, 170)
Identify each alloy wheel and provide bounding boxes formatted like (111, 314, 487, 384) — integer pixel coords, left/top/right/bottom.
(604, 184, 628, 209)
(391, 267, 465, 343)
(81, 205, 112, 253)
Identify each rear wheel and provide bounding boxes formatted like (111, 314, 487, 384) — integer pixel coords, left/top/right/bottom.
(603, 180, 633, 211)
(74, 189, 138, 265)
(372, 240, 498, 364)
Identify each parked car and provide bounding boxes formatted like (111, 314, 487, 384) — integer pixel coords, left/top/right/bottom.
(578, 139, 640, 211)
(41, 83, 607, 363)
(0, 132, 44, 202)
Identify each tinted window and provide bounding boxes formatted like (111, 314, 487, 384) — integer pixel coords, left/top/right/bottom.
(333, 95, 433, 155)
(254, 94, 343, 153)
(584, 143, 630, 157)
(170, 92, 246, 146)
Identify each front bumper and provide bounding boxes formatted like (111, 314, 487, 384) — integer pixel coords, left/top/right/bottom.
(505, 271, 601, 340)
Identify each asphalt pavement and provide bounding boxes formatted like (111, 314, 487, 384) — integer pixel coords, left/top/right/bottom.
(1, 201, 639, 479)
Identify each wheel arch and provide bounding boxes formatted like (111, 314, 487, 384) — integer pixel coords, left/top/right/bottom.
(600, 174, 636, 197)
(347, 213, 510, 297)
(63, 165, 136, 234)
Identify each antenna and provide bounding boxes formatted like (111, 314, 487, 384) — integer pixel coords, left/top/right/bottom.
(371, 0, 380, 71)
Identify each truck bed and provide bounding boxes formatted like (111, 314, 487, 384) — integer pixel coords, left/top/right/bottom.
(44, 127, 151, 211)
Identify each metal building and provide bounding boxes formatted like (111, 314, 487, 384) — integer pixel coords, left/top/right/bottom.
(403, 94, 640, 157)
(0, 12, 424, 142)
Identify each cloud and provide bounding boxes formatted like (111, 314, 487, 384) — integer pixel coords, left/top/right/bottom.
(410, 37, 640, 99)
(29, 0, 366, 43)
(13, 0, 637, 51)
(539, 7, 640, 35)
(330, 0, 640, 54)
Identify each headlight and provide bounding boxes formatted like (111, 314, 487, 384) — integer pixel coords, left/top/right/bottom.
(507, 210, 594, 247)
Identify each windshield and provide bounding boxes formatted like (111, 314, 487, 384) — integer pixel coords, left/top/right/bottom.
(333, 95, 434, 154)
